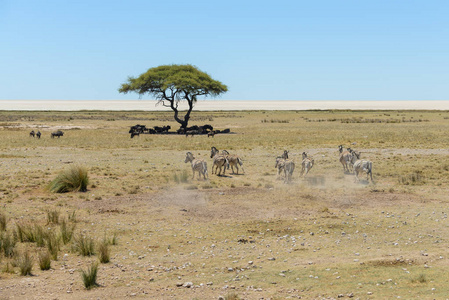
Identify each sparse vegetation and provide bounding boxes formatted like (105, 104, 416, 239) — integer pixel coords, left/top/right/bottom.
(1, 110, 449, 298)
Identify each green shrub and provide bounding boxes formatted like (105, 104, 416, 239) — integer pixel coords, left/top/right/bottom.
(38, 250, 51, 270)
(81, 263, 99, 290)
(47, 166, 89, 193)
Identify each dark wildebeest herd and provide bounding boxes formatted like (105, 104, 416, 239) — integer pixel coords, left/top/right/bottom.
(128, 124, 231, 138)
(29, 130, 63, 139)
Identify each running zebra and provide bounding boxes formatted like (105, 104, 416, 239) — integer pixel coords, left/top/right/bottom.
(184, 152, 208, 180)
(275, 157, 286, 179)
(210, 147, 228, 176)
(300, 152, 314, 177)
(221, 150, 244, 174)
(353, 159, 373, 183)
(338, 145, 352, 173)
(283, 159, 295, 183)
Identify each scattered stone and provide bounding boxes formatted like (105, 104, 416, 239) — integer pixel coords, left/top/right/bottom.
(183, 282, 193, 288)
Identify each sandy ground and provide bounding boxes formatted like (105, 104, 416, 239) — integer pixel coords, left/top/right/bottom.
(1, 100, 449, 111)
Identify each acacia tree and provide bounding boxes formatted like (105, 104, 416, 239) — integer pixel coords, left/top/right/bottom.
(119, 64, 228, 130)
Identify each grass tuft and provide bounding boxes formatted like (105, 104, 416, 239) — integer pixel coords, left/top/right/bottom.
(46, 209, 60, 224)
(81, 263, 99, 290)
(60, 219, 75, 245)
(97, 239, 110, 263)
(47, 166, 89, 193)
(0, 232, 16, 257)
(173, 170, 189, 183)
(16, 250, 33, 276)
(0, 212, 7, 231)
(73, 234, 95, 256)
(38, 250, 52, 270)
(46, 230, 60, 260)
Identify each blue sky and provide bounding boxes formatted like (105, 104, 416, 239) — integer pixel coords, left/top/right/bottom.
(1, 0, 448, 101)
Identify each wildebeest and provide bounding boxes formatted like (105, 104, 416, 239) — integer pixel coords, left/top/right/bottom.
(29, 130, 35, 137)
(221, 150, 244, 174)
(210, 147, 228, 176)
(154, 125, 171, 133)
(36, 131, 41, 139)
(282, 150, 289, 160)
(185, 152, 208, 180)
(51, 130, 64, 138)
(207, 131, 215, 138)
(353, 159, 373, 183)
(185, 130, 199, 137)
(300, 152, 314, 177)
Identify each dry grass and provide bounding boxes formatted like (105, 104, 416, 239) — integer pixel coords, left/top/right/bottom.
(0, 110, 449, 298)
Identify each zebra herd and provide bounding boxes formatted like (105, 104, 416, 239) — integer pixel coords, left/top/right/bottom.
(184, 145, 374, 184)
(184, 147, 244, 180)
(338, 145, 374, 183)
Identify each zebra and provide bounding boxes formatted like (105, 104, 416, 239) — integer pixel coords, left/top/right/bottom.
(210, 147, 228, 176)
(36, 131, 41, 139)
(283, 159, 295, 183)
(275, 157, 286, 179)
(353, 159, 373, 183)
(221, 150, 244, 174)
(348, 148, 361, 172)
(300, 152, 314, 177)
(184, 152, 208, 180)
(29, 130, 35, 137)
(338, 145, 352, 173)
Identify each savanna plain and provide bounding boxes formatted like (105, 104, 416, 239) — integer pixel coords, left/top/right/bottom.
(1, 109, 449, 299)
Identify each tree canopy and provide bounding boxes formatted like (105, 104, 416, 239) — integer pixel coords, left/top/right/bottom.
(119, 64, 228, 129)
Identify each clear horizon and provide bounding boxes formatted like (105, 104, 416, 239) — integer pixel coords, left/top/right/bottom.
(1, 1, 448, 101)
